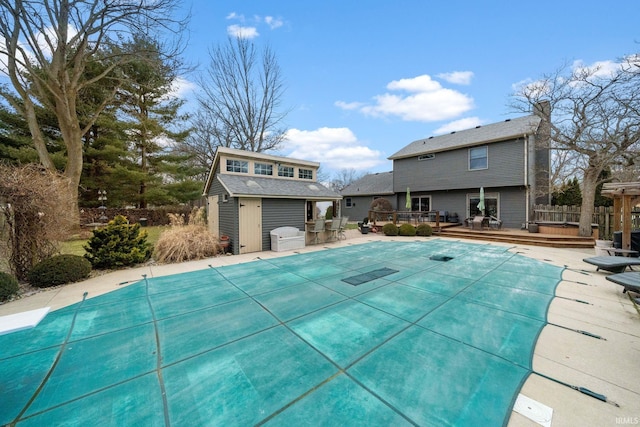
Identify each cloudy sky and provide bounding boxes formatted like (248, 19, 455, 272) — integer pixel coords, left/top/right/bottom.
(180, 1, 638, 177)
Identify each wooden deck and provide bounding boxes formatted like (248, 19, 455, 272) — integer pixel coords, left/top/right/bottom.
(369, 221, 596, 248)
(439, 224, 595, 248)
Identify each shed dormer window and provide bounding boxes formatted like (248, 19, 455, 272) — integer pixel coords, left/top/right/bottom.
(226, 159, 248, 173)
(278, 165, 294, 177)
(254, 162, 273, 176)
(299, 168, 313, 180)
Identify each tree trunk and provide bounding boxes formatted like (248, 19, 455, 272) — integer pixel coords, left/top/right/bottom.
(579, 168, 599, 237)
(57, 104, 84, 228)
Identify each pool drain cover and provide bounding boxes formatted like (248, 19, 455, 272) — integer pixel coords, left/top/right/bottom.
(430, 254, 454, 262)
(342, 267, 399, 286)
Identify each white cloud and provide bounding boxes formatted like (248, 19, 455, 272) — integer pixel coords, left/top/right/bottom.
(226, 25, 259, 39)
(571, 59, 619, 79)
(437, 71, 474, 85)
(225, 12, 284, 36)
(226, 12, 243, 21)
(283, 127, 384, 170)
(433, 117, 483, 134)
(169, 77, 197, 98)
(334, 100, 364, 110)
(264, 16, 284, 29)
(339, 74, 474, 122)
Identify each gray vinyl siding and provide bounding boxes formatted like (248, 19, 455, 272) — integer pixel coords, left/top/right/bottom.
(393, 139, 525, 193)
(397, 187, 526, 228)
(262, 199, 306, 251)
(209, 177, 239, 253)
(495, 188, 526, 229)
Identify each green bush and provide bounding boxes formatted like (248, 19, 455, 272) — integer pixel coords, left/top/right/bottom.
(84, 215, 152, 269)
(0, 272, 19, 301)
(416, 223, 433, 236)
(325, 205, 334, 219)
(27, 255, 92, 288)
(382, 223, 399, 236)
(398, 223, 417, 236)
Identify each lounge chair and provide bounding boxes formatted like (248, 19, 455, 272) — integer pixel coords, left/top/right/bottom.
(582, 256, 640, 274)
(605, 271, 640, 293)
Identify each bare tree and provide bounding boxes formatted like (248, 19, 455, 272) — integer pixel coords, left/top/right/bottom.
(195, 37, 288, 153)
(512, 57, 640, 236)
(328, 168, 367, 192)
(0, 0, 187, 223)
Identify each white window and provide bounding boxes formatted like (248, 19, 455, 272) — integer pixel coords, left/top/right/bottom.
(418, 153, 435, 161)
(410, 196, 430, 212)
(226, 159, 248, 173)
(299, 168, 313, 180)
(254, 163, 273, 176)
(468, 192, 499, 217)
(469, 146, 488, 170)
(278, 165, 294, 177)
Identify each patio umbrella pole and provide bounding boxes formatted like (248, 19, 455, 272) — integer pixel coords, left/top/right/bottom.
(533, 372, 619, 407)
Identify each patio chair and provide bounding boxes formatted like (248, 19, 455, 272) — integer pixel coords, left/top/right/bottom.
(582, 256, 640, 274)
(488, 216, 503, 230)
(338, 216, 349, 240)
(605, 271, 640, 294)
(326, 217, 341, 242)
(310, 219, 325, 244)
(471, 215, 485, 230)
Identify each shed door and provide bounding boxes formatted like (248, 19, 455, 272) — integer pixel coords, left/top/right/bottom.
(238, 198, 262, 254)
(207, 195, 219, 236)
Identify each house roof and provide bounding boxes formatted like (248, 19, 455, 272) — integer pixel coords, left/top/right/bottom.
(388, 115, 542, 160)
(340, 171, 394, 196)
(217, 174, 342, 200)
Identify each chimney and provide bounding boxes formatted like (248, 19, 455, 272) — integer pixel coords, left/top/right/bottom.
(533, 100, 551, 122)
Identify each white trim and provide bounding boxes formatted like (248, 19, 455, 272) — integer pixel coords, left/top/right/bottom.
(466, 191, 500, 218)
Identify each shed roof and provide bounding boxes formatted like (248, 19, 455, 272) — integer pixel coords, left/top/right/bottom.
(202, 146, 320, 196)
(217, 174, 342, 200)
(388, 115, 541, 160)
(341, 171, 394, 196)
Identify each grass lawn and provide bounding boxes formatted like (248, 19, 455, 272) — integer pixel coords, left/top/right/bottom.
(59, 225, 166, 257)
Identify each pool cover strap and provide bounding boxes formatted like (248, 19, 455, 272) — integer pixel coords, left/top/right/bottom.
(342, 268, 399, 286)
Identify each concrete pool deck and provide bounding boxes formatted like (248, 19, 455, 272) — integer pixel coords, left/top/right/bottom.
(1, 231, 639, 426)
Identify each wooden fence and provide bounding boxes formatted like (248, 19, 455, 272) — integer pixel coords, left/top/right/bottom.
(533, 204, 640, 240)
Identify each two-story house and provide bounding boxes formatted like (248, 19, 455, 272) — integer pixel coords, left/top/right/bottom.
(202, 147, 342, 254)
(341, 102, 551, 228)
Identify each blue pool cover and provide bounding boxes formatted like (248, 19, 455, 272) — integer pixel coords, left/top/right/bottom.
(0, 240, 564, 426)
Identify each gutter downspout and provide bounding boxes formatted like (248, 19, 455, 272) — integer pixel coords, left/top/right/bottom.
(524, 134, 529, 227)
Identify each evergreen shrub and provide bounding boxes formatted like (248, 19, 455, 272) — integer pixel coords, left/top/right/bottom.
(0, 272, 19, 301)
(325, 206, 334, 219)
(382, 223, 399, 236)
(84, 215, 152, 269)
(27, 255, 92, 288)
(416, 223, 433, 236)
(398, 223, 417, 236)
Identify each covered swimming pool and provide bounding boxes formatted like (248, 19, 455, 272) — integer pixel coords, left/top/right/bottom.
(0, 240, 564, 426)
